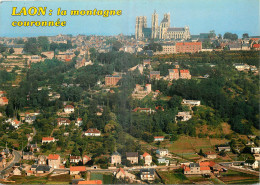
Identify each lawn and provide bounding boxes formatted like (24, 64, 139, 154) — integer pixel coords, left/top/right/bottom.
(90, 172, 113, 184)
(219, 170, 259, 184)
(158, 170, 191, 184)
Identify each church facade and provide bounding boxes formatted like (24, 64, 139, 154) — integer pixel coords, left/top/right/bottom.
(135, 11, 190, 40)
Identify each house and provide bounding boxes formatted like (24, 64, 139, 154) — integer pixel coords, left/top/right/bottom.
(182, 99, 201, 106)
(132, 107, 155, 114)
(1, 148, 11, 158)
(76, 180, 102, 184)
(154, 136, 165, 142)
(168, 69, 179, 80)
(111, 151, 121, 165)
(83, 155, 91, 164)
(142, 152, 152, 166)
(126, 152, 139, 164)
(36, 165, 51, 174)
(156, 149, 168, 157)
(143, 59, 151, 66)
(205, 151, 217, 159)
(23, 152, 35, 160)
(0, 97, 8, 106)
(184, 162, 211, 175)
(42, 137, 55, 144)
(11, 119, 21, 129)
(70, 166, 86, 175)
(57, 118, 71, 126)
(175, 112, 192, 121)
(76, 118, 83, 126)
(84, 128, 101, 136)
(140, 168, 155, 181)
(26, 170, 33, 176)
(47, 154, 60, 169)
(28, 143, 40, 152)
(251, 147, 260, 154)
(115, 167, 136, 182)
(64, 105, 74, 113)
(38, 155, 47, 165)
(30, 164, 37, 172)
(70, 156, 82, 163)
(180, 70, 191, 79)
(25, 115, 36, 124)
(0, 157, 6, 168)
(253, 154, 260, 160)
(105, 75, 122, 86)
(175, 42, 202, 53)
(150, 71, 160, 80)
(244, 160, 259, 169)
(217, 146, 231, 152)
(157, 158, 169, 165)
(13, 167, 22, 175)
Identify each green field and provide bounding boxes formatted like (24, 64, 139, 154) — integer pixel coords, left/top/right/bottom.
(158, 170, 191, 184)
(90, 172, 113, 184)
(219, 170, 259, 184)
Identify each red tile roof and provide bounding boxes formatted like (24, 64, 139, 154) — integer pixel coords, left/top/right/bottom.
(176, 42, 202, 46)
(77, 180, 102, 184)
(42, 137, 54, 141)
(85, 128, 100, 134)
(13, 119, 20, 125)
(200, 166, 210, 171)
(1, 97, 8, 103)
(184, 166, 190, 171)
(253, 44, 260, 48)
(70, 166, 86, 172)
(154, 136, 164, 139)
(143, 152, 151, 158)
(65, 105, 74, 109)
(180, 70, 190, 74)
(48, 154, 60, 160)
(117, 167, 125, 175)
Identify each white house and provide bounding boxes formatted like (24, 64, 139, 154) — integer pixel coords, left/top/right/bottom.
(84, 128, 101, 136)
(42, 137, 55, 144)
(251, 147, 260, 154)
(64, 105, 74, 114)
(156, 149, 168, 157)
(154, 136, 165, 142)
(182, 99, 201, 106)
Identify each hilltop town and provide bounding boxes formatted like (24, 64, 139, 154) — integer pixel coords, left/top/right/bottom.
(0, 12, 259, 185)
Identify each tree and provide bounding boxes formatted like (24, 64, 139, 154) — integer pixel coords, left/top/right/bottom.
(74, 50, 80, 56)
(223, 32, 238, 41)
(38, 36, 50, 51)
(112, 41, 123, 51)
(209, 30, 216, 39)
(242, 33, 249, 39)
(9, 47, 15, 54)
(218, 34, 222, 39)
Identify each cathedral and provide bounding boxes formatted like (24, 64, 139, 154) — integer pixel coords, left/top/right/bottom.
(135, 11, 190, 40)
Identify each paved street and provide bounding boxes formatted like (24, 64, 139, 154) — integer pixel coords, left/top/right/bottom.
(0, 150, 21, 178)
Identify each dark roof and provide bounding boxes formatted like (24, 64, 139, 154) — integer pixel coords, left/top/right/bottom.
(126, 152, 138, 157)
(112, 151, 121, 156)
(140, 168, 155, 175)
(167, 28, 185, 32)
(199, 33, 210, 39)
(36, 165, 51, 172)
(190, 163, 200, 167)
(161, 17, 169, 23)
(23, 152, 33, 155)
(150, 71, 160, 75)
(31, 164, 37, 168)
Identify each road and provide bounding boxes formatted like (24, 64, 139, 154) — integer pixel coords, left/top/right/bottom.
(0, 150, 21, 178)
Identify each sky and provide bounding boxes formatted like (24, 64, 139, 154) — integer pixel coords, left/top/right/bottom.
(0, 0, 259, 38)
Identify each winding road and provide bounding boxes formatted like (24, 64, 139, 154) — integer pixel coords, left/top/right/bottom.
(0, 150, 21, 178)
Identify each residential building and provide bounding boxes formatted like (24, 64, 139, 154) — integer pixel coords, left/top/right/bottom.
(111, 151, 121, 165)
(168, 69, 179, 80)
(11, 119, 21, 129)
(156, 149, 168, 157)
(251, 147, 260, 154)
(13, 167, 22, 175)
(38, 155, 47, 165)
(42, 137, 55, 144)
(180, 69, 191, 79)
(182, 99, 201, 106)
(115, 167, 136, 182)
(157, 158, 169, 165)
(105, 75, 122, 86)
(132, 107, 155, 114)
(126, 152, 139, 164)
(64, 105, 75, 114)
(36, 165, 51, 174)
(244, 160, 259, 169)
(217, 146, 231, 152)
(150, 71, 160, 80)
(70, 166, 86, 175)
(154, 136, 165, 142)
(76, 118, 83, 126)
(176, 42, 202, 53)
(70, 156, 82, 163)
(140, 168, 155, 181)
(84, 128, 101, 136)
(83, 155, 91, 164)
(47, 154, 60, 169)
(57, 118, 71, 126)
(184, 162, 210, 175)
(175, 112, 192, 121)
(142, 152, 152, 166)
(143, 59, 151, 66)
(205, 151, 217, 159)
(23, 152, 35, 160)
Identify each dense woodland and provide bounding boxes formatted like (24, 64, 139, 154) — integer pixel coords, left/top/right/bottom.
(0, 50, 259, 158)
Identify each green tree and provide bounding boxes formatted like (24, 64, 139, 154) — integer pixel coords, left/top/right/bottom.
(9, 47, 15, 54)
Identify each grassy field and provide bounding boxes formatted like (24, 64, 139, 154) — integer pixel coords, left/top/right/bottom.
(219, 170, 259, 184)
(9, 174, 71, 184)
(158, 170, 191, 184)
(90, 172, 113, 184)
